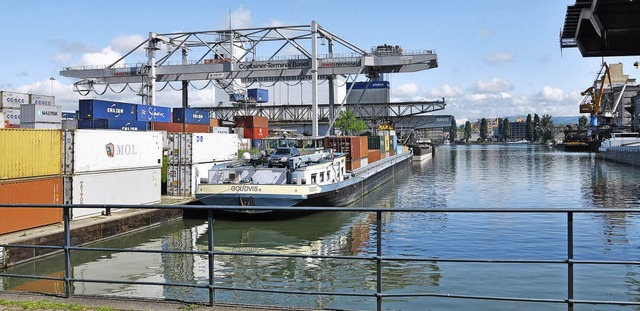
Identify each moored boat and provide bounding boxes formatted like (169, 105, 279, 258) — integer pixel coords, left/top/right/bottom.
(195, 136, 412, 214)
(599, 132, 640, 166)
(410, 139, 433, 161)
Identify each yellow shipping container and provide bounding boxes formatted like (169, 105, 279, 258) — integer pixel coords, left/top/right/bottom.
(384, 135, 390, 152)
(0, 129, 62, 180)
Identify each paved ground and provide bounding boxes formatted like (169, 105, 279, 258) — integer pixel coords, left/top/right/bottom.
(0, 291, 313, 311)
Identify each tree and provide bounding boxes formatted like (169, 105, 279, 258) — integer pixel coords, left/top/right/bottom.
(533, 114, 540, 142)
(334, 110, 367, 135)
(502, 118, 511, 142)
(464, 121, 471, 142)
(525, 114, 533, 142)
(449, 118, 458, 142)
(537, 114, 554, 143)
(480, 118, 488, 142)
(578, 115, 588, 130)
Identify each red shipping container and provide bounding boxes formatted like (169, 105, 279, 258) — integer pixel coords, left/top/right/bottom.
(234, 116, 268, 128)
(151, 122, 210, 133)
(0, 176, 63, 235)
(244, 127, 268, 139)
(368, 150, 381, 163)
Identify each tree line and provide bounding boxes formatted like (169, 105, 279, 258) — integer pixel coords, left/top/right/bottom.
(457, 113, 562, 143)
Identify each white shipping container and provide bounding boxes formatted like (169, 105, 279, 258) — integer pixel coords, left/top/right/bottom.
(1, 108, 20, 125)
(20, 104, 62, 123)
(210, 126, 230, 134)
(29, 94, 55, 106)
(1, 91, 29, 109)
(168, 133, 238, 164)
(63, 168, 161, 218)
(0, 112, 5, 128)
(63, 129, 163, 174)
(167, 162, 217, 196)
(20, 122, 63, 129)
(62, 120, 77, 130)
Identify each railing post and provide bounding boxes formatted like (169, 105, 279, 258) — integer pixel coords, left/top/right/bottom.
(208, 209, 215, 307)
(376, 211, 382, 311)
(567, 212, 574, 311)
(63, 206, 72, 298)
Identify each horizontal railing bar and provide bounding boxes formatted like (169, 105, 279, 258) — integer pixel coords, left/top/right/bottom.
(70, 246, 207, 256)
(76, 278, 207, 289)
(212, 285, 374, 298)
(0, 273, 63, 282)
(383, 257, 566, 264)
(573, 299, 640, 306)
(381, 292, 565, 304)
(573, 259, 640, 265)
(4, 203, 640, 214)
(0, 244, 63, 250)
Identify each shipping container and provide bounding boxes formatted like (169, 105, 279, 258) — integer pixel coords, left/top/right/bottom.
(167, 162, 216, 196)
(324, 136, 365, 160)
(78, 99, 136, 120)
(20, 122, 62, 129)
(210, 126, 230, 134)
(20, 104, 62, 123)
(29, 94, 55, 106)
(209, 118, 220, 127)
(0, 129, 62, 180)
(62, 120, 77, 130)
(168, 132, 238, 164)
(368, 136, 381, 151)
(247, 88, 268, 103)
(234, 115, 268, 128)
(136, 105, 171, 123)
(384, 135, 390, 152)
(0, 176, 62, 235)
(78, 119, 148, 131)
(62, 130, 163, 174)
(346, 157, 368, 171)
(78, 118, 108, 129)
(2, 108, 20, 125)
(0, 112, 5, 128)
(61, 112, 76, 120)
(63, 168, 161, 218)
(368, 150, 381, 163)
(150, 122, 210, 133)
(1, 91, 29, 109)
(172, 108, 208, 124)
(243, 127, 268, 139)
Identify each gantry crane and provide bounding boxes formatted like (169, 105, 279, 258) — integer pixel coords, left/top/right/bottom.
(60, 21, 440, 137)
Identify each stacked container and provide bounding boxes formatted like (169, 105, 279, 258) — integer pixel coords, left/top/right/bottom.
(0, 129, 63, 235)
(234, 116, 268, 141)
(78, 99, 148, 131)
(167, 133, 238, 196)
(62, 130, 163, 219)
(20, 104, 62, 129)
(1, 91, 29, 128)
(324, 136, 369, 171)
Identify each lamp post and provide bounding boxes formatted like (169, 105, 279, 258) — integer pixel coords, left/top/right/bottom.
(49, 77, 55, 96)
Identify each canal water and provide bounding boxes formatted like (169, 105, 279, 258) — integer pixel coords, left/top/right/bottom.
(3, 144, 640, 310)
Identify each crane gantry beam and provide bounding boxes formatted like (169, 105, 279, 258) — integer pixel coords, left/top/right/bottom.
(60, 21, 439, 136)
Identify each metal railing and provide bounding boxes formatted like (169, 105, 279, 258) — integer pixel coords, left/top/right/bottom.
(2, 204, 640, 311)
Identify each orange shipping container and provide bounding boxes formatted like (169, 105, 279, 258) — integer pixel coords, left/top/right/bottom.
(151, 122, 210, 133)
(234, 116, 268, 128)
(244, 127, 268, 139)
(209, 118, 220, 127)
(0, 176, 63, 235)
(359, 136, 368, 156)
(368, 150, 381, 163)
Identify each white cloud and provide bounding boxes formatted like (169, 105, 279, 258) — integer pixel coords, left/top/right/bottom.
(110, 34, 146, 54)
(393, 83, 421, 98)
(475, 77, 513, 93)
(76, 47, 123, 67)
(53, 53, 72, 63)
(216, 6, 252, 29)
(539, 86, 566, 102)
(485, 52, 515, 65)
(428, 84, 463, 98)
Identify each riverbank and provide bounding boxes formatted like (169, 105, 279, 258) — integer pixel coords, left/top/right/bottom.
(0, 291, 311, 311)
(0, 196, 191, 268)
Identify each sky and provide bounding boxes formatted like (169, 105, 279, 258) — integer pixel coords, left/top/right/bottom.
(1, 0, 638, 125)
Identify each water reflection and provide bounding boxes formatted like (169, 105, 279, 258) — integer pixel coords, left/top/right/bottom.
(4, 145, 640, 310)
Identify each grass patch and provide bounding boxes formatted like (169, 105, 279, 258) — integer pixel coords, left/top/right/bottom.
(0, 299, 119, 310)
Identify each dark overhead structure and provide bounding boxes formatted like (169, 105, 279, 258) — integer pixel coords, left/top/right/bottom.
(561, 0, 640, 57)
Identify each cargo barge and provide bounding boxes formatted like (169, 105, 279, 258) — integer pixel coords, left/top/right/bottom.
(598, 132, 640, 166)
(195, 137, 412, 213)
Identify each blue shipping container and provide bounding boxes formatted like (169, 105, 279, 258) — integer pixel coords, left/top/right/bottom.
(78, 119, 109, 129)
(61, 112, 77, 120)
(136, 105, 171, 122)
(79, 99, 137, 121)
(108, 119, 149, 131)
(173, 108, 207, 124)
(247, 88, 268, 103)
